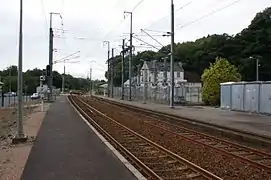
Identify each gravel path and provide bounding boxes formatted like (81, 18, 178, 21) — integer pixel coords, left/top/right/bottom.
(84, 97, 271, 180)
(0, 105, 43, 180)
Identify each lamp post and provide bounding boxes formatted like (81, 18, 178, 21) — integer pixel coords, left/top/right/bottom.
(13, 0, 27, 143)
(249, 56, 260, 81)
(0, 81, 3, 107)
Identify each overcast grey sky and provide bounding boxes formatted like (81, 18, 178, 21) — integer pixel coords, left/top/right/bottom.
(0, 0, 270, 80)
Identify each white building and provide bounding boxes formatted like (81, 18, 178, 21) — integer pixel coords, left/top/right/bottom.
(139, 60, 187, 87)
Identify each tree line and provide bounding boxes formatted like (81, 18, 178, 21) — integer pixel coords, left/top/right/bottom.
(0, 66, 105, 94)
(107, 7, 271, 85)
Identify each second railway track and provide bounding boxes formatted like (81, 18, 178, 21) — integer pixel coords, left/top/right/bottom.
(89, 96, 271, 172)
(79, 95, 271, 179)
(69, 95, 221, 180)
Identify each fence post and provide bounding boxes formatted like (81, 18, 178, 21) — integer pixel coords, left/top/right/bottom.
(13, 95, 16, 107)
(1, 92, 4, 107)
(197, 87, 200, 103)
(8, 96, 11, 107)
(143, 64, 147, 104)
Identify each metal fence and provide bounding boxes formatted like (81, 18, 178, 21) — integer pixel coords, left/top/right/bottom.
(0, 95, 32, 108)
(113, 85, 202, 105)
(220, 81, 271, 114)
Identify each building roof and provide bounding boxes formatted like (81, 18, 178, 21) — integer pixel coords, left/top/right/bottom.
(99, 83, 107, 88)
(143, 60, 184, 72)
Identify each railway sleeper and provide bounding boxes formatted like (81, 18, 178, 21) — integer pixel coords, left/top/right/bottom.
(256, 158, 271, 165)
(137, 155, 168, 160)
(245, 154, 265, 161)
(131, 150, 161, 156)
(232, 151, 253, 156)
(153, 166, 189, 173)
(162, 173, 202, 180)
(213, 144, 228, 148)
(144, 160, 178, 166)
(223, 147, 240, 151)
(196, 138, 214, 144)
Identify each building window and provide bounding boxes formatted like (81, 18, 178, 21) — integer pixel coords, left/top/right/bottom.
(177, 72, 180, 78)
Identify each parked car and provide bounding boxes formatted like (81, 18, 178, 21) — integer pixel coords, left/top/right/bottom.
(4, 92, 16, 97)
(30, 93, 40, 99)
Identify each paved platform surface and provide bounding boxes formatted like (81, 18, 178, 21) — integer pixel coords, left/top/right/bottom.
(21, 96, 137, 180)
(96, 95, 271, 138)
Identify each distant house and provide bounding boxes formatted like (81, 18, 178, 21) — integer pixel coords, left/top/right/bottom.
(139, 60, 186, 87)
(99, 83, 108, 96)
(124, 77, 137, 87)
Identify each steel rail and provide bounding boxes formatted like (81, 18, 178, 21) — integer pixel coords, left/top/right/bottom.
(89, 96, 271, 172)
(71, 95, 222, 180)
(69, 95, 160, 179)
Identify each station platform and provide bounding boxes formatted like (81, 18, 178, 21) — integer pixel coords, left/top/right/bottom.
(21, 96, 137, 180)
(95, 95, 271, 139)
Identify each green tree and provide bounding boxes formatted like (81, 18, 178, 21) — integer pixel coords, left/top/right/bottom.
(201, 57, 241, 105)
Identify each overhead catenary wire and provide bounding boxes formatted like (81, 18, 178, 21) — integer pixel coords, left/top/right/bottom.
(176, 0, 242, 30)
(140, 29, 164, 47)
(133, 35, 160, 51)
(84, 0, 147, 60)
(144, 1, 193, 30)
(39, 0, 50, 44)
(39, 0, 48, 29)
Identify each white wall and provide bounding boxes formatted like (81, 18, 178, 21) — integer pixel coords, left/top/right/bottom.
(185, 82, 202, 88)
(166, 71, 184, 83)
(141, 70, 185, 84)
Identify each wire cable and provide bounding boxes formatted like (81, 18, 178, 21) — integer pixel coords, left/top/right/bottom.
(140, 29, 164, 47)
(40, 0, 48, 29)
(144, 1, 193, 30)
(84, 0, 148, 59)
(133, 35, 160, 50)
(176, 0, 242, 30)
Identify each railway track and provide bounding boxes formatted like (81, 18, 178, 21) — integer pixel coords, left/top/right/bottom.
(69, 95, 221, 180)
(87, 96, 271, 172)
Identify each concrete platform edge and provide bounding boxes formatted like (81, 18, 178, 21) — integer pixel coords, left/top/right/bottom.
(94, 95, 271, 144)
(67, 96, 146, 180)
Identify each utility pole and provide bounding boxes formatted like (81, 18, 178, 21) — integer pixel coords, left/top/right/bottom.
(49, 12, 62, 101)
(124, 11, 133, 101)
(9, 67, 11, 92)
(163, 57, 168, 85)
(49, 13, 54, 101)
(121, 39, 125, 100)
(142, 60, 147, 104)
(256, 58, 259, 81)
(90, 68, 92, 95)
(249, 56, 260, 81)
(169, 0, 175, 108)
(153, 60, 157, 101)
(103, 41, 110, 97)
(13, 0, 26, 142)
(9, 67, 11, 105)
(111, 48, 115, 98)
(136, 64, 141, 86)
(62, 62, 65, 94)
